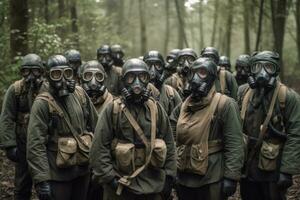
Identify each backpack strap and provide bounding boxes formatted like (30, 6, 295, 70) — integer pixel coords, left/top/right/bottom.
(113, 66, 122, 76)
(35, 92, 64, 117)
(240, 86, 252, 123)
(278, 83, 287, 110)
(165, 85, 175, 99)
(219, 68, 226, 94)
(14, 79, 24, 96)
(74, 86, 87, 105)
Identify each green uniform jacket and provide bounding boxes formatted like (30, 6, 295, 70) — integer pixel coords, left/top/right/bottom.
(0, 79, 41, 150)
(104, 66, 122, 96)
(90, 98, 176, 194)
(165, 73, 184, 98)
(170, 95, 244, 187)
(27, 86, 98, 184)
(94, 90, 114, 115)
(238, 83, 300, 181)
(215, 69, 238, 100)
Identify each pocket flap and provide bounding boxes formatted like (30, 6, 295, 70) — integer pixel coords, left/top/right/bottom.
(58, 137, 77, 154)
(191, 144, 208, 161)
(260, 141, 280, 159)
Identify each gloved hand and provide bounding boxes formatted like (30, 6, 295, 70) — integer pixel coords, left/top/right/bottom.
(222, 178, 237, 197)
(110, 178, 119, 190)
(6, 147, 18, 162)
(277, 173, 293, 190)
(161, 176, 174, 200)
(35, 181, 52, 200)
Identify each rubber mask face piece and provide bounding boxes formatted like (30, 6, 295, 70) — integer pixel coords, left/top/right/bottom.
(21, 66, 43, 89)
(250, 61, 277, 89)
(177, 55, 196, 77)
(82, 68, 106, 99)
(49, 66, 75, 97)
(98, 53, 114, 70)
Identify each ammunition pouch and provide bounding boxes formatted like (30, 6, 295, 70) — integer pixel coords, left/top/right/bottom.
(115, 142, 136, 174)
(258, 141, 280, 171)
(151, 139, 167, 168)
(177, 140, 222, 176)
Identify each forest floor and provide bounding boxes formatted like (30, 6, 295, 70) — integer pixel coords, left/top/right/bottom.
(1, 149, 300, 199)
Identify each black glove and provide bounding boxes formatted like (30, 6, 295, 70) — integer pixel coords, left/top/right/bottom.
(277, 173, 293, 190)
(6, 147, 18, 162)
(35, 181, 52, 200)
(161, 176, 174, 200)
(222, 178, 237, 197)
(110, 178, 119, 190)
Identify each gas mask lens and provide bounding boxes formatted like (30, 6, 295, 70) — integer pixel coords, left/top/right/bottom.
(124, 72, 149, 84)
(83, 71, 105, 82)
(178, 56, 195, 65)
(166, 57, 174, 63)
(21, 67, 42, 77)
(50, 68, 73, 81)
(188, 67, 208, 81)
(251, 62, 276, 75)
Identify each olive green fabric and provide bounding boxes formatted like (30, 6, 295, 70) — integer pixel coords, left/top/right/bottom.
(27, 85, 98, 184)
(90, 98, 176, 195)
(94, 90, 114, 114)
(104, 66, 122, 96)
(170, 93, 244, 188)
(215, 69, 238, 100)
(165, 73, 184, 98)
(238, 83, 300, 181)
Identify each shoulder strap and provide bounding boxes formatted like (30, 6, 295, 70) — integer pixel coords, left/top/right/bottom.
(165, 85, 175, 99)
(112, 98, 122, 131)
(116, 99, 157, 195)
(113, 66, 122, 76)
(14, 79, 24, 96)
(278, 83, 287, 110)
(217, 94, 228, 113)
(240, 86, 252, 123)
(219, 69, 226, 94)
(74, 86, 87, 105)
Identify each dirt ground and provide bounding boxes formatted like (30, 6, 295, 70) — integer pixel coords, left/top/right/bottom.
(0, 149, 299, 200)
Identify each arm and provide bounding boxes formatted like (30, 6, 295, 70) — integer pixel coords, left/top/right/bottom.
(222, 99, 244, 180)
(169, 103, 182, 142)
(0, 85, 17, 149)
(85, 91, 98, 132)
(90, 102, 117, 184)
(27, 99, 51, 184)
(280, 89, 300, 175)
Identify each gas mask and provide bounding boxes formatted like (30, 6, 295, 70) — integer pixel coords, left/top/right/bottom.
(48, 67, 75, 97)
(111, 45, 125, 67)
(81, 68, 106, 103)
(248, 61, 277, 89)
(98, 53, 114, 70)
(165, 49, 180, 73)
(236, 64, 249, 81)
(177, 55, 196, 77)
(200, 47, 220, 66)
(219, 56, 231, 72)
(122, 71, 150, 103)
(20, 66, 43, 90)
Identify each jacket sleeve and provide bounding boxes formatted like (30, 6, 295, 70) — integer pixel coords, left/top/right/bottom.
(90, 102, 117, 184)
(157, 103, 177, 178)
(0, 85, 17, 149)
(85, 91, 98, 132)
(169, 103, 182, 142)
(222, 98, 244, 180)
(280, 89, 300, 175)
(26, 99, 51, 184)
(226, 71, 238, 100)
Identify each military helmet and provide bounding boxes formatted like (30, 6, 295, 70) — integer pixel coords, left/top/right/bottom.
(219, 56, 231, 68)
(81, 60, 105, 74)
(47, 55, 69, 70)
(122, 58, 149, 77)
(64, 49, 81, 63)
(250, 51, 280, 75)
(200, 47, 219, 64)
(111, 44, 124, 54)
(236, 54, 250, 67)
(178, 48, 197, 59)
(143, 50, 165, 66)
(21, 54, 43, 68)
(97, 45, 111, 55)
(190, 57, 218, 78)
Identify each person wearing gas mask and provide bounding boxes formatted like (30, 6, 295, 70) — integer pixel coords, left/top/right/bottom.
(111, 44, 125, 68)
(90, 58, 176, 200)
(97, 45, 122, 96)
(176, 48, 198, 99)
(164, 49, 184, 97)
(170, 57, 244, 200)
(26, 55, 98, 200)
(65, 49, 82, 83)
(219, 55, 232, 72)
(234, 54, 250, 86)
(238, 51, 300, 200)
(143, 50, 182, 116)
(80, 60, 113, 114)
(200, 47, 238, 100)
(0, 54, 45, 200)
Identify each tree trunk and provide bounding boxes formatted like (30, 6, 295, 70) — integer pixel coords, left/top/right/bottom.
(225, 0, 234, 57)
(296, 0, 300, 66)
(164, 0, 170, 55)
(271, 0, 288, 80)
(199, 0, 204, 49)
(70, 0, 79, 48)
(44, 0, 49, 23)
(139, 0, 147, 55)
(211, 0, 219, 47)
(58, 0, 65, 18)
(255, 0, 264, 51)
(243, 0, 251, 53)
(117, 0, 124, 36)
(10, 0, 29, 61)
(175, 0, 188, 48)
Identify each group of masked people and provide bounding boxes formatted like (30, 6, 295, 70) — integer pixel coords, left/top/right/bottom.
(0, 44, 300, 200)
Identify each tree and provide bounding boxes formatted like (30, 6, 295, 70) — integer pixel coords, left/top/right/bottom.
(243, 0, 251, 53)
(10, 0, 29, 61)
(139, 0, 147, 55)
(295, 0, 300, 66)
(44, 0, 49, 24)
(271, 0, 289, 80)
(225, 0, 234, 57)
(211, 0, 219, 47)
(70, 0, 79, 48)
(255, 0, 264, 51)
(175, 0, 189, 48)
(199, 0, 204, 49)
(164, 0, 170, 55)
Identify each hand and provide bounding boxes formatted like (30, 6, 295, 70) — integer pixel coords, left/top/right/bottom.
(222, 178, 237, 197)
(277, 173, 293, 190)
(35, 181, 52, 200)
(161, 176, 174, 200)
(6, 147, 18, 162)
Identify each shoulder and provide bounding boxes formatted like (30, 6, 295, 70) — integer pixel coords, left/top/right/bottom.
(237, 83, 249, 97)
(112, 66, 122, 76)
